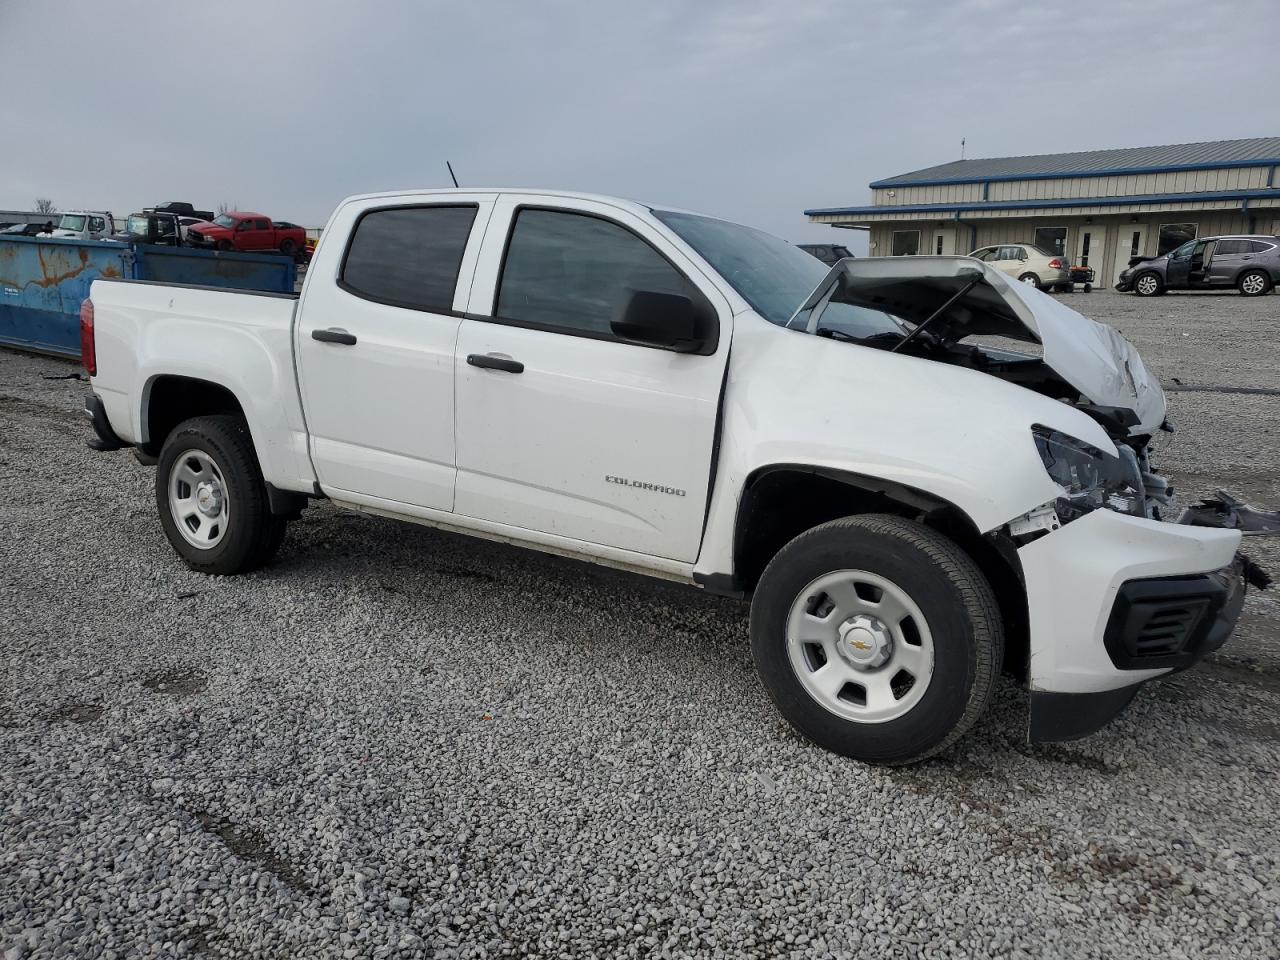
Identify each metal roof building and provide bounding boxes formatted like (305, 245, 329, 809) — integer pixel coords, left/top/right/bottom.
(805, 137, 1280, 288)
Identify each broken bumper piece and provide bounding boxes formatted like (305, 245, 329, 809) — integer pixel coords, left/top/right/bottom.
(1179, 490, 1280, 536)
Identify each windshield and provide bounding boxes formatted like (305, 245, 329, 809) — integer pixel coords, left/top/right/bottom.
(653, 210, 906, 340)
(213, 214, 237, 228)
(58, 214, 87, 231)
(126, 215, 148, 236)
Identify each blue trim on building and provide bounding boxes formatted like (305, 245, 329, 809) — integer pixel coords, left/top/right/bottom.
(868, 156, 1280, 189)
(804, 188, 1280, 219)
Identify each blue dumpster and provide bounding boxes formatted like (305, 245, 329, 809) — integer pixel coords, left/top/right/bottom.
(0, 236, 297, 359)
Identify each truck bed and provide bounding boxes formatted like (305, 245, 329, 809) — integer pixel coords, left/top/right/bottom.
(89, 277, 316, 494)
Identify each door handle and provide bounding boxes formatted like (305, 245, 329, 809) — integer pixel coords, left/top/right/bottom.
(312, 328, 357, 345)
(467, 353, 524, 374)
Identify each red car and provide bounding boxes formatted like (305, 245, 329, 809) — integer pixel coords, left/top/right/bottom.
(187, 212, 306, 258)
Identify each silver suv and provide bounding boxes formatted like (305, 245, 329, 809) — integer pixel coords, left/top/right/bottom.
(968, 244, 1073, 292)
(1117, 235, 1280, 297)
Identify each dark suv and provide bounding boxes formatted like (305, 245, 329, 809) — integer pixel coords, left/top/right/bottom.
(1117, 235, 1279, 297)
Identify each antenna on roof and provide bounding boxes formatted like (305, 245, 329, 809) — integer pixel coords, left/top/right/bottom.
(960, 137, 966, 160)
(446, 161, 460, 188)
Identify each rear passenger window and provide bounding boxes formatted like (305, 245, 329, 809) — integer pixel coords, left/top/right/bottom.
(1215, 239, 1247, 255)
(341, 206, 478, 313)
(495, 208, 694, 338)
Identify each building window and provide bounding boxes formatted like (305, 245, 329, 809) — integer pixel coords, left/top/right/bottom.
(1129, 231, 1142, 258)
(1033, 226, 1067, 256)
(1158, 223, 1197, 256)
(935, 234, 944, 255)
(1079, 231, 1094, 267)
(891, 230, 920, 256)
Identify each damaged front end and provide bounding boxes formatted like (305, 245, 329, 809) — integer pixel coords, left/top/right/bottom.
(786, 258, 1280, 744)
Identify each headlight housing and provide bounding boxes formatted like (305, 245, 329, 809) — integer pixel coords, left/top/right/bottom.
(1032, 426, 1145, 519)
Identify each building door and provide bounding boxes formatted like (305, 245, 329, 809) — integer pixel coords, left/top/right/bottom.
(1075, 228, 1100, 285)
(1113, 225, 1147, 286)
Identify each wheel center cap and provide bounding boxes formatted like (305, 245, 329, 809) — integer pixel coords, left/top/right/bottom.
(195, 480, 223, 517)
(837, 614, 893, 670)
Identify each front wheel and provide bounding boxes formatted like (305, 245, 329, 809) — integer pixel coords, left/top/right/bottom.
(750, 515, 1003, 765)
(1017, 272, 1042, 290)
(1133, 273, 1163, 296)
(155, 415, 287, 575)
(1238, 270, 1271, 297)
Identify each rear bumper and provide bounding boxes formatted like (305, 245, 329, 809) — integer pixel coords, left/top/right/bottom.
(84, 394, 128, 451)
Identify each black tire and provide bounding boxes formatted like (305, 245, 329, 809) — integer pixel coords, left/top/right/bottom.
(155, 415, 287, 575)
(279, 238, 297, 257)
(1017, 272, 1042, 290)
(216, 239, 232, 252)
(750, 515, 1003, 765)
(1237, 269, 1272, 297)
(1133, 272, 1163, 297)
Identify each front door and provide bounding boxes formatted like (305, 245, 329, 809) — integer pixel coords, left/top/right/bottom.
(295, 198, 494, 510)
(453, 197, 731, 562)
(1075, 228, 1100, 285)
(1113, 225, 1147, 286)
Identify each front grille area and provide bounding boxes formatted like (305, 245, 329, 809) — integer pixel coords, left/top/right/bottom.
(1104, 574, 1229, 670)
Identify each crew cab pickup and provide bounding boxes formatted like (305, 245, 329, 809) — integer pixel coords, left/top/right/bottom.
(186, 211, 305, 257)
(81, 188, 1271, 764)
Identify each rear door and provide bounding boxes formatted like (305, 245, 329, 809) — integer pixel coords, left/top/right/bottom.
(295, 196, 495, 510)
(1204, 239, 1245, 285)
(452, 195, 731, 561)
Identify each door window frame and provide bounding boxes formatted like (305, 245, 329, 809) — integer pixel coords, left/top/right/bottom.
(485, 204, 719, 352)
(336, 202, 481, 315)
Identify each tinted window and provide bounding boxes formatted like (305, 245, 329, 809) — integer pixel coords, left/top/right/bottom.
(496, 209, 692, 337)
(254, 219, 270, 230)
(1214, 239, 1248, 256)
(1250, 240, 1276, 253)
(341, 205, 477, 313)
(890, 231, 919, 256)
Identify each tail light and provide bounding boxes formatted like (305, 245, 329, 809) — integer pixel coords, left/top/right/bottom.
(1048, 258, 1063, 269)
(80, 298, 96, 376)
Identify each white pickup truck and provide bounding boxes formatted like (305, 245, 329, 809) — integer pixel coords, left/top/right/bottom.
(81, 188, 1268, 764)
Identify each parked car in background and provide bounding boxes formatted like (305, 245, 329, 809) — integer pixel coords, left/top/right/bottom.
(153, 201, 216, 223)
(186, 212, 306, 257)
(51, 211, 115, 241)
(1, 222, 49, 237)
(108, 212, 184, 246)
(1116, 235, 1279, 297)
(798, 243, 854, 266)
(968, 244, 1072, 292)
(81, 187, 1265, 765)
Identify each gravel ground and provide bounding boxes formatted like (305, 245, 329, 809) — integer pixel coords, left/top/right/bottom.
(2, 290, 1278, 959)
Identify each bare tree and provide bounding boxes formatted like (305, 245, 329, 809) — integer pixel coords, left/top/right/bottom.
(34, 197, 57, 214)
(216, 201, 238, 216)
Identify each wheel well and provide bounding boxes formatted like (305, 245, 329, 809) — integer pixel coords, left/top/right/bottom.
(143, 376, 246, 455)
(730, 466, 1029, 679)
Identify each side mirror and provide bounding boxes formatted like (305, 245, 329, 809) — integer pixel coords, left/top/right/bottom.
(610, 290, 712, 354)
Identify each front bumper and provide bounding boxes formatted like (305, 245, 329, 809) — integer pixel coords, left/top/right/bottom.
(1114, 278, 1134, 292)
(1018, 509, 1246, 741)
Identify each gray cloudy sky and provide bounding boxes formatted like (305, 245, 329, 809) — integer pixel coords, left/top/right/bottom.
(3, 0, 1277, 247)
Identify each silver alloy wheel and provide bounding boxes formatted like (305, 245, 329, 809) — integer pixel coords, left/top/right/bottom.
(1136, 275, 1159, 295)
(1241, 273, 1266, 295)
(785, 569, 935, 724)
(168, 449, 229, 549)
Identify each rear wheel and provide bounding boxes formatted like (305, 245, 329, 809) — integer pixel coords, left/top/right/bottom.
(155, 415, 287, 575)
(1238, 270, 1271, 297)
(750, 515, 1003, 765)
(279, 238, 297, 257)
(1017, 272, 1042, 290)
(1133, 272, 1163, 297)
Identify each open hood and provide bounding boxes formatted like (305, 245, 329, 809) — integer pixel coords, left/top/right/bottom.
(797, 257, 1166, 434)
